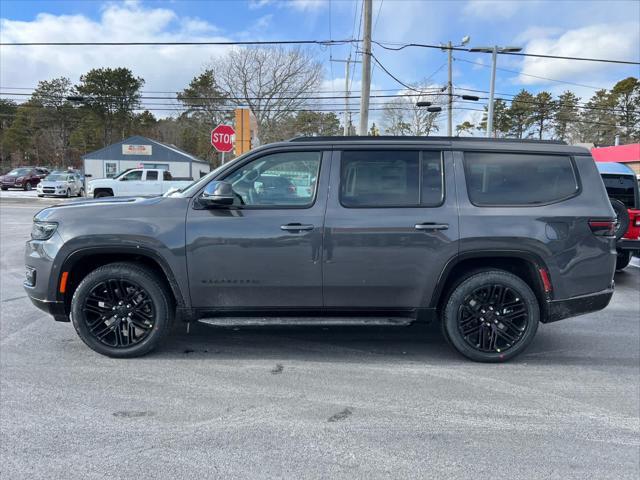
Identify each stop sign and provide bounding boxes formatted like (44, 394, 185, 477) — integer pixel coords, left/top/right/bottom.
(211, 124, 235, 152)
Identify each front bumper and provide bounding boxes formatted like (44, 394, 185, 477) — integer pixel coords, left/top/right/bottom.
(543, 286, 614, 323)
(27, 295, 68, 322)
(24, 232, 67, 321)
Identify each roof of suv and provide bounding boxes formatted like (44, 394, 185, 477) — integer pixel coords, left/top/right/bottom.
(284, 136, 591, 155)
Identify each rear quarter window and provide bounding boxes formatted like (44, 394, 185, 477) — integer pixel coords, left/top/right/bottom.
(463, 152, 579, 206)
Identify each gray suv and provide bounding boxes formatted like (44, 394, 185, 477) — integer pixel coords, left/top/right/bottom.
(24, 137, 617, 362)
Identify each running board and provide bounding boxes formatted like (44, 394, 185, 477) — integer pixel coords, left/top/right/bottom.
(197, 316, 413, 327)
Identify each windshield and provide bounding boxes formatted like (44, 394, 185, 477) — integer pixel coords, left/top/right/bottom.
(45, 174, 68, 182)
(165, 156, 248, 197)
(7, 168, 30, 176)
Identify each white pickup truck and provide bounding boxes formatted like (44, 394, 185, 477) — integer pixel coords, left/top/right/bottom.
(87, 169, 193, 198)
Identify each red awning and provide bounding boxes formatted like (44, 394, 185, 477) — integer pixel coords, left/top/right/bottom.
(591, 144, 640, 163)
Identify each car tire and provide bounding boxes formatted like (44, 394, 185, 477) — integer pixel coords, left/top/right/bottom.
(94, 191, 112, 198)
(78, 188, 85, 197)
(442, 270, 539, 363)
(25, 182, 32, 191)
(65, 189, 71, 198)
(1, 187, 7, 191)
(610, 198, 630, 240)
(37, 194, 44, 198)
(71, 262, 174, 358)
(616, 250, 632, 271)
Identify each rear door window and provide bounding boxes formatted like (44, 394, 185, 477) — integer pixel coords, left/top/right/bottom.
(340, 150, 443, 207)
(145, 171, 158, 181)
(463, 152, 579, 206)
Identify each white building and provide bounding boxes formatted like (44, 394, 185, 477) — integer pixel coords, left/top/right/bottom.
(82, 135, 211, 180)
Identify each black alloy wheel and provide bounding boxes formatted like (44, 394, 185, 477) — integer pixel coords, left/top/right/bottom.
(81, 279, 156, 348)
(457, 284, 528, 353)
(71, 262, 173, 357)
(442, 270, 539, 362)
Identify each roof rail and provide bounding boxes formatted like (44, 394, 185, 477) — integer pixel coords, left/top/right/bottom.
(288, 135, 567, 145)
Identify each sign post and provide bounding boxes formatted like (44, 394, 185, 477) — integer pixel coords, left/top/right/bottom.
(211, 124, 235, 164)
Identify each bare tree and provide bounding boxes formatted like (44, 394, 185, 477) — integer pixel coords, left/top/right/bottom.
(208, 47, 323, 143)
(381, 91, 443, 136)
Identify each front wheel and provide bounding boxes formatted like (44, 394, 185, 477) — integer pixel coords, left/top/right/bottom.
(442, 270, 539, 362)
(71, 262, 174, 358)
(78, 188, 85, 197)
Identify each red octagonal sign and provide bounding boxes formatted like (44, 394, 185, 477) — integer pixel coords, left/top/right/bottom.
(211, 124, 235, 152)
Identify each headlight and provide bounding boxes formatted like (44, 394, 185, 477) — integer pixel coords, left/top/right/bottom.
(31, 221, 58, 240)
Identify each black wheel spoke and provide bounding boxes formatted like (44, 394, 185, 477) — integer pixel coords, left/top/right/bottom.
(457, 282, 529, 354)
(81, 278, 155, 348)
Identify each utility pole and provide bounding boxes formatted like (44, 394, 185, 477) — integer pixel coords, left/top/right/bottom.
(358, 0, 372, 136)
(447, 41, 453, 137)
(440, 37, 470, 136)
(331, 55, 361, 135)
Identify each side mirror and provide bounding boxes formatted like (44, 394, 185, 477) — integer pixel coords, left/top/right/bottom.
(85, 174, 92, 178)
(200, 180, 234, 207)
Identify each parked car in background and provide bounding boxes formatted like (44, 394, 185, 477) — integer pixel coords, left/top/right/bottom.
(0, 167, 44, 191)
(596, 162, 640, 270)
(87, 168, 193, 198)
(36, 172, 84, 198)
(25, 137, 617, 362)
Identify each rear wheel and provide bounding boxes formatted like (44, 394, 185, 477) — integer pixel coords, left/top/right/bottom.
(94, 191, 112, 198)
(442, 270, 539, 362)
(616, 250, 632, 271)
(24, 182, 32, 191)
(71, 262, 174, 358)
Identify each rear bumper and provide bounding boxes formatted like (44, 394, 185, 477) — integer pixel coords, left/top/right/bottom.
(617, 238, 640, 251)
(543, 287, 614, 323)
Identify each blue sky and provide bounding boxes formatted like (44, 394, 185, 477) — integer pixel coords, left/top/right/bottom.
(1, 0, 639, 129)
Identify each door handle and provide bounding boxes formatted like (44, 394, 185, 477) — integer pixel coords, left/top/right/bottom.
(281, 223, 314, 232)
(415, 222, 449, 231)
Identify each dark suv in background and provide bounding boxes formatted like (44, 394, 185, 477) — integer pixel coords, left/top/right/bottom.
(24, 137, 616, 362)
(1, 167, 48, 190)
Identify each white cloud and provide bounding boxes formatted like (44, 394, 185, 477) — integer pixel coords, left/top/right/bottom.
(517, 23, 640, 86)
(0, 2, 233, 116)
(248, 0, 327, 12)
(463, 0, 525, 19)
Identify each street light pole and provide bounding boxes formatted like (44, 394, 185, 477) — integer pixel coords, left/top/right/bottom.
(468, 45, 522, 138)
(487, 46, 498, 138)
(447, 41, 453, 137)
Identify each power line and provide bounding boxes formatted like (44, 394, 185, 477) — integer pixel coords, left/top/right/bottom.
(371, 40, 640, 65)
(2, 36, 637, 65)
(454, 57, 608, 91)
(369, 51, 424, 93)
(0, 39, 355, 47)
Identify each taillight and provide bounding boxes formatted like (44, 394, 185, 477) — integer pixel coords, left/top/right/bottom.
(588, 219, 616, 236)
(635, 216, 640, 228)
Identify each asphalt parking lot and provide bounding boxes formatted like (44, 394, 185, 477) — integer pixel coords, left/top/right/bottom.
(1, 198, 639, 480)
